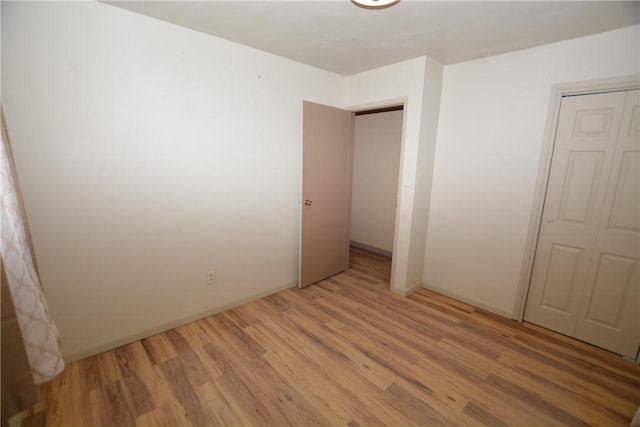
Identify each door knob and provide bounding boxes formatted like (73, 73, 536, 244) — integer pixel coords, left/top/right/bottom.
(304, 200, 312, 206)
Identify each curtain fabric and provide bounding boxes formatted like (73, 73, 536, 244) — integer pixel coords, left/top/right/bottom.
(1, 131, 64, 384)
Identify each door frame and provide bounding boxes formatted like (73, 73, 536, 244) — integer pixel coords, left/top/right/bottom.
(513, 74, 640, 360)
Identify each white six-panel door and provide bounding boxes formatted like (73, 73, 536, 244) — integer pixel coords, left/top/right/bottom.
(524, 89, 639, 358)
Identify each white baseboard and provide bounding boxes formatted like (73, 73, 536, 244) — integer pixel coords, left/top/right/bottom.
(421, 283, 512, 319)
(64, 281, 297, 363)
(392, 282, 423, 297)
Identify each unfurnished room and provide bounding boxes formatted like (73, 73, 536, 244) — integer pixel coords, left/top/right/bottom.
(1, 1, 640, 425)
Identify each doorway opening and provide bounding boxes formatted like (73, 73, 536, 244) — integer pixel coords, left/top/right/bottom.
(349, 105, 404, 283)
(299, 100, 406, 291)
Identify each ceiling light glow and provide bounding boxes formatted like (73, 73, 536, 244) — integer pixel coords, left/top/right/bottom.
(351, 0, 400, 10)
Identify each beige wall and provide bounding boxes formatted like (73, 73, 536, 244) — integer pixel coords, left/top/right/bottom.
(2, 1, 344, 361)
(350, 111, 402, 253)
(424, 25, 640, 317)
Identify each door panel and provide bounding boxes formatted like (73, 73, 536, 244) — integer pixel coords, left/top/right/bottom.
(299, 101, 353, 288)
(608, 152, 639, 232)
(557, 151, 604, 224)
(572, 107, 615, 137)
(540, 244, 582, 313)
(583, 253, 635, 326)
(574, 89, 640, 357)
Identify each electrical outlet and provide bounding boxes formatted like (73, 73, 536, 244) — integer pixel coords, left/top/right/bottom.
(207, 270, 216, 285)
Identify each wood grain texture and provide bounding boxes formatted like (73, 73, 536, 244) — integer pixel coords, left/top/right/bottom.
(11, 246, 640, 426)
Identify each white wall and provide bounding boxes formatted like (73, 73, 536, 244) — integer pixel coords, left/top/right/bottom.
(2, 1, 344, 361)
(424, 25, 640, 317)
(350, 110, 402, 253)
(407, 57, 443, 288)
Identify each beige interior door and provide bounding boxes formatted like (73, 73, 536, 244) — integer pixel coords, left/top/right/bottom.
(524, 89, 640, 358)
(299, 101, 354, 288)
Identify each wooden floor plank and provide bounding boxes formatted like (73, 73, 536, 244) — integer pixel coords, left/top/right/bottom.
(491, 361, 628, 426)
(140, 334, 177, 365)
(12, 247, 640, 427)
(498, 350, 639, 418)
(258, 315, 416, 426)
(155, 356, 213, 426)
(89, 380, 137, 427)
(247, 324, 383, 426)
(243, 356, 332, 426)
(113, 344, 156, 417)
(196, 380, 249, 427)
(134, 403, 189, 427)
(283, 309, 398, 390)
(173, 321, 214, 350)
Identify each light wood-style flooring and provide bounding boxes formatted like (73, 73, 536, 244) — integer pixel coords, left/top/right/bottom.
(13, 247, 640, 426)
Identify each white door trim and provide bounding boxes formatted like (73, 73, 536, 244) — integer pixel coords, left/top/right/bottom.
(513, 74, 640, 328)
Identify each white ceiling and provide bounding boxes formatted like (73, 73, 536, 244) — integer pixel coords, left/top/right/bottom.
(105, 1, 640, 75)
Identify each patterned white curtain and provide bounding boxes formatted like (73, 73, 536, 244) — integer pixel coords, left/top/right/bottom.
(1, 131, 64, 383)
